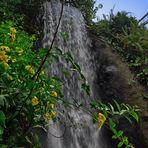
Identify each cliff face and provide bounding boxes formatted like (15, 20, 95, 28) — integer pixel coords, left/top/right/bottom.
(90, 34, 148, 148)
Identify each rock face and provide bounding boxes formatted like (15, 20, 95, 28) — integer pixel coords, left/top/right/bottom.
(90, 34, 148, 148)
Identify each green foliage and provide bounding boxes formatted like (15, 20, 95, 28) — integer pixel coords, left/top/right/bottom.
(0, 111, 6, 140)
(0, 20, 59, 146)
(0, 0, 99, 31)
(90, 100, 139, 148)
(91, 11, 137, 41)
(92, 10, 148, 87)
(69, 0, 99, 24)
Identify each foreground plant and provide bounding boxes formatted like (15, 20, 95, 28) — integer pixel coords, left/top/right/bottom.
(0, 21, 61, 147)
(91, 100, 140, 148)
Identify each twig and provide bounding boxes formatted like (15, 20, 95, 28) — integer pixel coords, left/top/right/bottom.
(31, 1, 64, 81)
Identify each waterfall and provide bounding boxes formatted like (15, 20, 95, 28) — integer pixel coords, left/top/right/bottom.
(42, 1, 110, 148)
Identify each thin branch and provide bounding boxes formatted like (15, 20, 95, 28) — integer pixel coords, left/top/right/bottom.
(31, 1, 64, 81)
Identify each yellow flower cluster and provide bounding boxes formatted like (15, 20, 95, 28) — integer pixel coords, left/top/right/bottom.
(44, 111, 56, 121)
(0, 46, 11, 52)
(97, 113, 106, 129)
(51, 111, 56, 118)
(10, 27, 17, 33)
(25, 65, 35, 74)
(50, 91, 58, 97)
(0, 51, 9, 63)
(31, 96, 39, 106)
(0, 46, 11, 67)
(44, 113, 51, 121)
(10, 27, 17, 42)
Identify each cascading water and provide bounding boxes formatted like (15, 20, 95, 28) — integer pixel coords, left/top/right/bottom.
(42, 1, 110, 148)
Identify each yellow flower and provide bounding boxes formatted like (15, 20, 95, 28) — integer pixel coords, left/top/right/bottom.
(50, 91, 58, 97)
(25, 65, 31, 70)
(12, 58, 16, 63)
(47, 102, 55, 109)
(0, 46, 11, 52)
(0, 51, 9, 63)
(44, 113, 51, 121)
(10, 33, 16, 42)
(25, 65, 35, 74)
(41, 70, 45, 75)
(50, 104, 54, 109)
(31, 96, 39, 106)
(16, 47, 23, 55)
(10, 27, 17, 34)
(51, 111, 56, 118)
(97, 113, 106, 129)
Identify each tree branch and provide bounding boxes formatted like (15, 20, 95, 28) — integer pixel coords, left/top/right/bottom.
(31, 0, 64, 81)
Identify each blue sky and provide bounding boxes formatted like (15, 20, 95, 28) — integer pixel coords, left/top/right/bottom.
(95, 0, 148, 20)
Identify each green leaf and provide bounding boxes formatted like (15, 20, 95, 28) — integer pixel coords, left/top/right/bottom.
(130, 111, 139, 122)
(123, 115, 132, 124)
(81, 82, 90, 96)
(0, 95, 7, 106)
(79, 73, 86, 80)
(55, 47, 63, 55)
(114, 100, 121, 112)
(73, 62, 81, 71)
(122, 137, 128, 145)
(0, 144, 7, 148)
(118, 141, 124, 147)
(117, 130, 123, 137)
(25, 136, 32, 144)
(90, 101, 98, 108)
(112, 135, 117, 139)
(108, 103, 114, 112)
(143, 93, 148, 100)
(0, 126, 4, 135)
(66, 52, 74, 61)
(0, 111, 6, 126)
(109, 118, 116, 128)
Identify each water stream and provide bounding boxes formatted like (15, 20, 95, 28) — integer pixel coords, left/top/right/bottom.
(42, 1, 109, 147)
